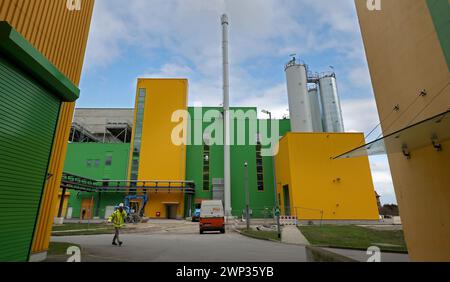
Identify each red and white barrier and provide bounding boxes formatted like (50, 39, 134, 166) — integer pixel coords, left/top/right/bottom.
(279, 216, 298, 226)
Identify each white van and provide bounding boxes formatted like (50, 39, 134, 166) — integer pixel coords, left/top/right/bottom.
(199, 200, 225, 234)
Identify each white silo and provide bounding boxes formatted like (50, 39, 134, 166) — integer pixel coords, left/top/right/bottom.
(285, 59, 313, 132)
(308, 86, 324, 132)
(318, 73, 345, 133)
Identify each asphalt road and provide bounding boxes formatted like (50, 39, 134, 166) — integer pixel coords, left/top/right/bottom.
(51, 232, 308, 262)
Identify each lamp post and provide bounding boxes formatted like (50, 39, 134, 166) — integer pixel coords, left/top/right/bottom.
(244, 161, 250, 230)
(262, 109, 281, 239)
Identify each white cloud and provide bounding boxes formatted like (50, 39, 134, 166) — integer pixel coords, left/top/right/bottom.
(369, 156, 397, 205)
(341, 97, 380, 135)
(348, 66, 373, 89)
(85, 0, 364, 68)
(142, 64, 194, 78)
(84, 1, 131, 68)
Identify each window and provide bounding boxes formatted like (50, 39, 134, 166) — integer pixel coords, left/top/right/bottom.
(86, 159, 92, 167)
(256, 141, 264, 191)
(94, 159, 100, 168)
(105, 154, 113, 166)
(203, 144, 210, 191)
(130, 88, 146, 183)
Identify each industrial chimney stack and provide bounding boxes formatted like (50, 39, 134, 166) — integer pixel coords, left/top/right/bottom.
(221, 14, 232, 217)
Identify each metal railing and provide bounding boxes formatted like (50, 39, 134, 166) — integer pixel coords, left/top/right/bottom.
(60, 172, 196, 194)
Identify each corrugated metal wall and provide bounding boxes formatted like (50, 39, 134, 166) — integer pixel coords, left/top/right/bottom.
(0, 0, 95, 256)
(0, 56, 61, 261)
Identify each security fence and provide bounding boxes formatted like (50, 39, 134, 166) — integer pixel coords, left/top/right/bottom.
(235, 206, 324, 227)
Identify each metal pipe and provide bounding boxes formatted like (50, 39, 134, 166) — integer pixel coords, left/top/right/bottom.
(222, 14, 232, 218)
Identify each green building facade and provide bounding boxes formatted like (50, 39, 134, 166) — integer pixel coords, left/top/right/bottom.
(64, 143, 130, 219)
(184, 107, 291, 217)
(63, 107, 291, 219)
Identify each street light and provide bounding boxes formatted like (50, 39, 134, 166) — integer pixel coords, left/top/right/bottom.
(244, 161, 250, 230)
(261, 109, 271, 119)
(261, 109, 281, 239)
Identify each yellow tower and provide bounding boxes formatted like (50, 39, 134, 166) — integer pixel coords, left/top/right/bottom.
(129, 79, 188, 219)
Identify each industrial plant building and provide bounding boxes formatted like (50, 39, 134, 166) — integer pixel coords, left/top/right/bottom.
(0, 0, 390, 263)
(58, 74, 379, 222)
(355, 0, 450, 261)
(61, 105, 292, 220)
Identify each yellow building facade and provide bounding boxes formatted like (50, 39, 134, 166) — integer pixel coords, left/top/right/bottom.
(0, 0, 95, 261)
(355, 0, 450, 261)
(275, 133, 379, 220)
(129, 79, 188, 219)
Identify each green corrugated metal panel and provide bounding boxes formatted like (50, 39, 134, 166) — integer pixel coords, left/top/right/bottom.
(427, 0, 450, 72)
(0, 56, 60, 262)
(0, 22, 80, 102)
(64, 143, 130, 219)
(185, 107, 292, 217)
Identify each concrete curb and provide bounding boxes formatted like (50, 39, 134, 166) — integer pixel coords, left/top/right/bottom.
(305, 245, 358, 262)
(235, 229, 314, 247)
(234, 229, 281, 244)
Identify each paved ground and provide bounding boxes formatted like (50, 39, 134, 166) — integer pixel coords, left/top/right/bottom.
(323, 247, 410, 262)
(49, 220, 409, 262)
(50, 232, 308, 262)
(281, 226, 310, 245)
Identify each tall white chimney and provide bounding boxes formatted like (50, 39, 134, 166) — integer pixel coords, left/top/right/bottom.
(221, 14, 232, 217)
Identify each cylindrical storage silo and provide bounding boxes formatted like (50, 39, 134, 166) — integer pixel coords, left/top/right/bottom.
(285, 62, 313, 132)
(318, 74, 345, 133)
(308, 87, 324, 132)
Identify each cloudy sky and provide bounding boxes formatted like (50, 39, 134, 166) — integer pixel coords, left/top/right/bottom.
(77, 0, 398, 205)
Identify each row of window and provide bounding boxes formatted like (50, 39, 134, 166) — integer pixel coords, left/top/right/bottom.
(256, 142, 264, 191)
(201, 143, 265, 192)
(130, 89, 146, 182)
(86, 155, 112, 168)
(203, 144, 210, 191)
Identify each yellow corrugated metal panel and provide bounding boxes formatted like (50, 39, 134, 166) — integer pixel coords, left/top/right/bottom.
(32, 104, 77, 254)
(0, 0, 95, 256)
(0, 0, 93, 84)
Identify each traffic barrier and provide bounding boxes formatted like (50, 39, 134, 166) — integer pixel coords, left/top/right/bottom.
(280, 216, 298, 226)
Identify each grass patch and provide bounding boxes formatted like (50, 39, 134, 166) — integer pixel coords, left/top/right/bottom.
(299, 225, 407, 253)
(52, 229, 116, 236)
(48, 242, 80, 256)
(52, 223, 115, 236)
(240, 229, 281, 241)
(52, 223, 109, 231)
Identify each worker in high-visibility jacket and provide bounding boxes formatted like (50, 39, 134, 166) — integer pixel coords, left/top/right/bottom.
(108, 203, 127, 246)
